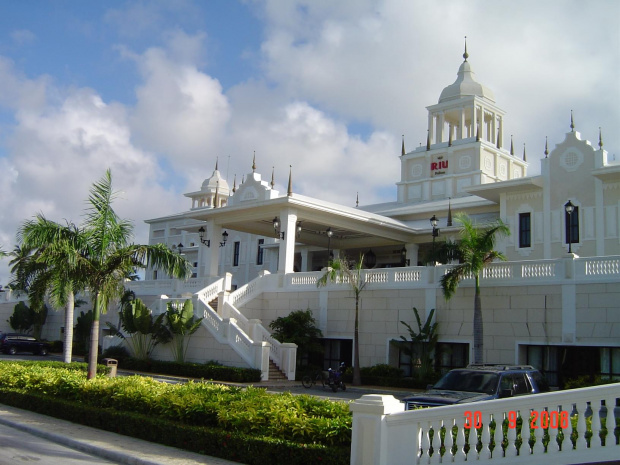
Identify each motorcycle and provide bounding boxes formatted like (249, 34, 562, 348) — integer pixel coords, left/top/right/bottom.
(326, 363, 347, 393)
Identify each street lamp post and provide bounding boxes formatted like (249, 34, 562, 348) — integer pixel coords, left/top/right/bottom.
(326, 227, 333, 263)
(430, 215, 439, 263)
(565, 200, 574, 254)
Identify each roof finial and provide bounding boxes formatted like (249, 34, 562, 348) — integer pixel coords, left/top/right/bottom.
(570, 110, 575, 132)
(523, 143, 527, 162)
(426, 130, 431, 150)
(215, 156, 219, 172)
(510, 135, 514, 155)
(401, 134, 405, 156)
(599, 127, 603, 149)
(447, 197, 453, 227)
(271, 167, 275, 188)
(232, 174, 237, 193)
(356, 192, 359, 208)
(252, 151, 256, 172)
(214, 180, 220, 208)
(463, 36, 469, 61)
(287, 165, 293, 196)
(544, 136, 549, 158)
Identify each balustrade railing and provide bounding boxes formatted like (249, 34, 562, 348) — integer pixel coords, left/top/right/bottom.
(350, 383, 620, 465)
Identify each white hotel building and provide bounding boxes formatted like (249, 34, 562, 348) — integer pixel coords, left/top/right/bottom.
(4, 48, 619, 386)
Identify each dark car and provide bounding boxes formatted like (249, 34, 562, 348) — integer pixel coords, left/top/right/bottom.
(0, 333, 50, 356)
(402, 364, 550, 410)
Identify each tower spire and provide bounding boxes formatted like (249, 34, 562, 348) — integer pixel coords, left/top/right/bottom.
(401, 135, 405, 156)
(232, 174, 236, 193)
(287, 165, 293, 196)
(271, 167, 275, 188)
(356, 192, 359, 208)
(215, 157, 218, 172)
(599, 127, 603, 149)
(447, 198, 453, 227)
(252, 151, 256, 172)
(463, 36, 469, 61)
(522, 143, 527, 162)
(570, 110, 575, 132)
(544, 136, 549, 158)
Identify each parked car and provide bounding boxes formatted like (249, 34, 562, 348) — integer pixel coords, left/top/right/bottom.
(0, 333, 50, 356)
(402, 364, 550, 410)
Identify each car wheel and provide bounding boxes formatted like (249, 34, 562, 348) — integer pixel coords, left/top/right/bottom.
(39, 347, 48, 356)
(8, 346, 17, 355)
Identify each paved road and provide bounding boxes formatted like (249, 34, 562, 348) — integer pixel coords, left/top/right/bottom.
(0, 422, 115, 465)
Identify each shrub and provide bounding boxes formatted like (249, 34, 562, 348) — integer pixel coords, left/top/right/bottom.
(100, 344, 130, 363)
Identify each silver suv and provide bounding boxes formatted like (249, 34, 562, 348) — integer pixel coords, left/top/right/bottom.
(402, 364, 550, 410)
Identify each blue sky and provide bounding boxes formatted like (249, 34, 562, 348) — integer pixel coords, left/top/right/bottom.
(0, 0, 619, 286)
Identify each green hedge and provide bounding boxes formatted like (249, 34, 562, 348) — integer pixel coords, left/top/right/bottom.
(117, 357, 262, 382)
(0, 361, 351, 463)
(0, 389, 349, 465)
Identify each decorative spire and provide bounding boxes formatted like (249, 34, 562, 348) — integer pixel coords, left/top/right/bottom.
(570, 110, 575, 132)
(426, 130, 431, 150)
(215, 157, 219, 172)
(447, 198, 453, 227)
(287, 165, 293, 197)
(522, 143, 527, 162)
(232, 174, 236, 193)
(242, 174, 245, 184)
(356, 192, 359, 208)
(401, 135, 405, 156)
(270, 167, 275, 188)
(510, 135, 514, 155)
(463, 36, 469, 61)
(214, 180, 219, 208)
(599, 127, 603, 149)
(544, 136, 549, 158)
(252, 151, 256, 172)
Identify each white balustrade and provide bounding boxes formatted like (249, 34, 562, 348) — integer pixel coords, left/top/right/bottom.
(350, 383, 620, 465)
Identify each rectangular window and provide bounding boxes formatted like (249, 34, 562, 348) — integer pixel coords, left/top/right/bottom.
(233, 241, 240, 266)
(256, 239, 264, 265)
(153, 270, 158, 280)
(518, 213, 531, 248)
(565, 206, 579, 244)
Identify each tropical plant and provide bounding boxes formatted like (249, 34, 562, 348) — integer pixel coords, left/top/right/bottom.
(269, 309, 323, 367)
(108, 297, 170, 360)
(317, 255, 366, 385)
(163, 299, 203, 363)
(16, 221, 87, 363)
(440, 212, 510, 364)
(74, 310, 93, 355)
(15, 169, 191, 378)
(398, 307, 439, 379)
(8, 301, 34, 333)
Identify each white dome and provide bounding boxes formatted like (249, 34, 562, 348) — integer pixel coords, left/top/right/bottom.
(201, 169, 229, 192)
(439, 59, 495, 103)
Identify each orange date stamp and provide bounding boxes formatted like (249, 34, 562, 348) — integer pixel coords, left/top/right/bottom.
(464, 410, 569, 429)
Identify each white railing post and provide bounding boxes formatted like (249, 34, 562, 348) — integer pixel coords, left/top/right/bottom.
(254, 341, 270, 380)
(350, 395, 404, 465)
(280, 342, 297, 380)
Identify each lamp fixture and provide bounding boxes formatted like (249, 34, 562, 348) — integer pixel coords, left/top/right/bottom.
(272, 217, 285, 239)
(430, 215, 439, 264)
(220, 231, 229, 247)
(401, 246, 410, 266)
(326, 227, 333, 260)
(177, 243, 184, 254)
(565, 200, 574, 254)
(198, 226, 210, 247)
(296, 221, 302, 237)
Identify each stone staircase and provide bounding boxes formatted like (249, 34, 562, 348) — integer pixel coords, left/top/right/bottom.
(268, 360, 287, 381)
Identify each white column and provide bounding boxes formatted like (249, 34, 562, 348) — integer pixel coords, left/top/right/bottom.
(300, 248, 309, 272)
(205, 221, 221, 277)
(428, 112, 434, 145)
(277, 209, 297, 274)
(459, 107, 466, 139)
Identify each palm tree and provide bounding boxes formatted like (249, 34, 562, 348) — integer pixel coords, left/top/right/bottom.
(78, 169, 192, 378)
(440, 212, 510, 364)
(317, 255, 366, 386)
(17, 222, 88, 363)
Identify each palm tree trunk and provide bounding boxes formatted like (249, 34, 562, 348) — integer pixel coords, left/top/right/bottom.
(352, 294, 362, 386)
(63, 291, 75, 363)
(87, 294, 102, 379)
(473, 276, 483, 364)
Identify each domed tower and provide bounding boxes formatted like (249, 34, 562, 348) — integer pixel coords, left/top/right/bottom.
(185, 159, 230, 209)
(397, 41, 527, 203)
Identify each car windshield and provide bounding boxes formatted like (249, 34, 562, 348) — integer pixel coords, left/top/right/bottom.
(433, 371, 500, 394)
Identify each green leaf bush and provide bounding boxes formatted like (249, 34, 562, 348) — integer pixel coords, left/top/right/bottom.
(0, 361, 351, 464)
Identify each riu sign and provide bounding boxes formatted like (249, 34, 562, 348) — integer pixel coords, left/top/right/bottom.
(431, 160, 448, 171)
